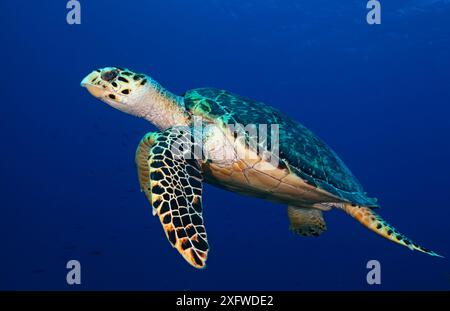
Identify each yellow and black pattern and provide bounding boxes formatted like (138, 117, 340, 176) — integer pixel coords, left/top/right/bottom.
(136, 128, 208, 268)
(342, 203, 442, 257)
(287, 206, 327, 237)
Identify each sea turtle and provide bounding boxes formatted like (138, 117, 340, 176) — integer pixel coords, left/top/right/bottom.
(81, 67, 441, 268)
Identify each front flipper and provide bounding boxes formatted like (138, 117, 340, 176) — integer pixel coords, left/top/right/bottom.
(136, 128, 209, 268)
(288, 206, 327, 237)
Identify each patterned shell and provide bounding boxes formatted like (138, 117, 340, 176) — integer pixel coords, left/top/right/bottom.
(184, 88, 378, 207)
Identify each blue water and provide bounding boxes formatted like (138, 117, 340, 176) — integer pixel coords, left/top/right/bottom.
(1, 0, 449, 290)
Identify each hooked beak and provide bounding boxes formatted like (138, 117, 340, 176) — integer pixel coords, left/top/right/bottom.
(80, 72, 104, 98)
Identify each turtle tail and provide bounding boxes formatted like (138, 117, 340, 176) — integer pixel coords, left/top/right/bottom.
(340, 203, 443, 257)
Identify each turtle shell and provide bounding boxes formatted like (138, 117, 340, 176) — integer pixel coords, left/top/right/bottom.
(184, 88, 378, 207)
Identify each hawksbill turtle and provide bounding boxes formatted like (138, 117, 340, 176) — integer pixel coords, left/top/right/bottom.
(81, 67, 442, 268)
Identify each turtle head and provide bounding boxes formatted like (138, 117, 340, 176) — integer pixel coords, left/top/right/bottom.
(81, 67, 152, 117)
(81, 67, 189, 129)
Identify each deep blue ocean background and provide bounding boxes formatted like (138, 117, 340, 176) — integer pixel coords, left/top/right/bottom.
(1, 0, 449, 290)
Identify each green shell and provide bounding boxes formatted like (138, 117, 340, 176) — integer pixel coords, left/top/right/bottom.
(184, 88, 378, 207)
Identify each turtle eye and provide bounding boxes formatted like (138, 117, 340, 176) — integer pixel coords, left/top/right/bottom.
(101, 69, 119, 82)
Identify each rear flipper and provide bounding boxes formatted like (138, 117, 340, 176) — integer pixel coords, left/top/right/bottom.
(340, 203, 443, 257)
(288, 206, 327, 237)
